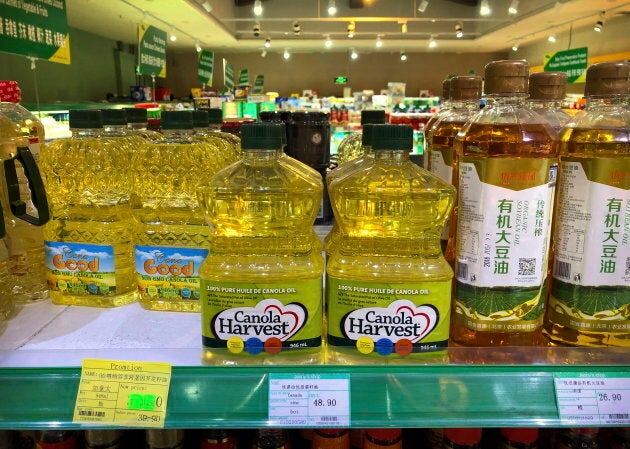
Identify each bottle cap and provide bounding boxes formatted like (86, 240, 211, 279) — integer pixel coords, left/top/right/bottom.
(484, 60, 529, 95)
(360, 110, 386, 125)
(259, 110, 284, 123)
(584, 61, 630, 97)
(444, 428, 482, 445)
(207, 108, 224, 124)
(69, 109, 103, 129)
(362, 123, 376, 146)
(529, 71, 567, 100)
(123, 107, 148, 123)
(241, 122, 284, 149)
(100, 108, 127, 126)
(193, 109, 210, 128)
(371, 124, 413, 151)
(365, 429, 402, 443)
(451, 75, 483, 100)
(442, 78, 452, 100)
(501, 428, 539, 444)
(161, 110, 193, 130)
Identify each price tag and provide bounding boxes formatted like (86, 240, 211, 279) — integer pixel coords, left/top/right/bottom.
(268, 373, 350, 427)
(73, 359, 172, 428)
(554, 372, 629, 425)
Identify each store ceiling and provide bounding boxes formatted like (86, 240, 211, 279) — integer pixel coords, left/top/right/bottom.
(68, 0, 630, 54)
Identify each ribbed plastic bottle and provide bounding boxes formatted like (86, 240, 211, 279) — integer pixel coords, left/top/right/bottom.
(499, 428, 539, 449)
(311, 429, 350, 449)
(131, 110, 219, 312)
(123, 107, 164, 141)
(544, 61, 629, 347)
(451, 60, 558, 347)
(425, 75, 482, 258)
(101, 108, 146, 148)
(0, 89, 50, 302)
(192, 109, 240, 169)
(528, 71, 572, 131)
(443, 428, 482, 449)
(199, 123, 324, 364)
(362, 429, 402, 449)
(326, 124, 455, 362)
(40, 109, 137, 307)
(207, 108, 242, 160)
(146, 430, 185, 449)
(335, 110, 386, 166)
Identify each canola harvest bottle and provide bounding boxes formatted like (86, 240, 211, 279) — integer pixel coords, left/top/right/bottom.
(544, 61, 630, 347)
(40, 109, 137, 307)
(326, 124, 455, 362)
(425, 75, 482, 258)
(528, 71, 572, 131)
(131, 110, 221, 312)
(335, 109, 386, 166)
(451, 60, 558, 347)
(199, 123, 324, 364)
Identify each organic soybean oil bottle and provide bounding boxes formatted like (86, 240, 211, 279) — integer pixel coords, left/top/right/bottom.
(131, 110, 217, 312)
(425, 75, 482, 259)
(40, 109, 137, 307)
(424, 77, 453, 146)
(335, 109, 386, 166)
(528, 71, 572, 132)
(199, 123, 324, 364)
(123, 107, 164, 142)
(544, 61, 630, 347)
(451, 60, 558, 348)
(326, 124, 455, 363)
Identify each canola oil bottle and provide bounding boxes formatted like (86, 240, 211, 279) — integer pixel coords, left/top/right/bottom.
(40, 109, 137, 307)
(123, 107, 164, 141)
(192, 109, 239, 169)
(544, 61, 629, 347)
(101, 108, 146, 148)
(335, 110, 386, 166)
(326, 124, 455, 362)
(199, 122, 324, 364)
(131, 110, 219, 312)
(451, 60, 558, 347)
(528, 71, 572, 131)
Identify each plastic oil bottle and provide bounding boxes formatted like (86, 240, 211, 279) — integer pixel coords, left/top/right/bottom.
(0, 92, 50, 302)
(451, 60, 558, 347)
(199, 123, 324, 364)
(423, 77, 453, 169)
(192, 109, 240, 169)
(131, 110, 219, 312)
(425, 75, 482, 258)
(101, 108, 146, 148)
(544, 61, 629, 347)
(206, 108, 242, 162)
(326, 124, 455, 362)
(0, 201, 14, 321)
(40, 109, 138, 307)
(123, 107, 164, 141)
(528, 71, 572, 131)
(335, 110, 386, 166)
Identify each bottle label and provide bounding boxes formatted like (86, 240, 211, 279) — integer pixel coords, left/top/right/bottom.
(135, 245, 209, 301)
(326, 278, 451, 355)
(429, 147, 454, 185)
(44, 241, 117, 295)
(201, 279, 322, 354)
(549, 157, 630, 334)
(454, 157, 557, 332)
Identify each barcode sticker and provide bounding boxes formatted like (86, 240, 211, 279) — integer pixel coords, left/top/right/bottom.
(554, 373, 630, 425)
(554, 260, 571, 280)
(268, 374, 350, 427)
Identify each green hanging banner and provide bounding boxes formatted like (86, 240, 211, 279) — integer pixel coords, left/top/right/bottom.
(544, 47, 588, 83)
(223, 58, 235, 90)
(137, 22, 167, 78)
(238, 68, 249, 84)
(0, 0, 71, 64)
(253, 74, 265, 94)
(197, 50, 214, 85)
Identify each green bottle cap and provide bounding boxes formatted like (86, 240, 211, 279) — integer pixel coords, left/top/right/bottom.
(207, 108, 224, 124)
(241, 122, 284, 150)
(69, 109, 103, 129)
(192, 110, 210, 128)
(361, 123, 376, 146)
(123, 107, 148, 123)
(371, 124, 413, 151)
(161, 110, 193, 130)
(100, 108, 127, 126)
(360, 110, 386, 125)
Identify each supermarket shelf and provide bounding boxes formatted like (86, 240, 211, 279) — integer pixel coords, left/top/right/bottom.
(0, 299, 628, 430)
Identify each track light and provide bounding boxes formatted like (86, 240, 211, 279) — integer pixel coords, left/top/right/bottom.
(195, 41, 202, 52)
(347, 21, 355, 38)
(350, 49, 358, 60)
(293, 21, 301, 35)
(169, 30, 177, 42)
(480, 0, 491, 16)
(375, 36, 383, 48)
(428, 35, 437, 48)
(253, 23, 261, 37)
(325, 35, 332, 48)
(264, 38, 271, 48)
(511, 42, 519, 51)
(455, 23, 463, 38)
(400, 51, 407, 61)
(253, 0, 263, 16)
(417, 0, 429, 13)
(201, 1, 212, 13)
(548, 33, 557, 43)
(400, 21, 408, 34)
(327, 0, 337, 16)
(508, 0, 519, 15)
(283, 49, 290, 59)
(594, 11, 605, 32)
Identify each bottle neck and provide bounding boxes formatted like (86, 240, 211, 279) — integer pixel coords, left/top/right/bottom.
(127, 122, 148, 130)
(102, 124, 128, 134)
(450, 99, 481, 110)
(71, 128, 101, 137)
(374, 149, 409, 163)
(244, 148, 281, 163)
(161, 128, 194, 141)
(486, 94, 528, 106)
(529, 99, 563, 109)
(586, 95, 628, 108)
(208, 123, 222, 131)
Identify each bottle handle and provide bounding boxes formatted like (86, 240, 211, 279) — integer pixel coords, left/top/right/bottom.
(3, 146, 50, 226)
(0, 201, 5, 239)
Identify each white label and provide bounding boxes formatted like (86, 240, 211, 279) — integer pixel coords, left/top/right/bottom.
(554, 373, 630, 425)
(268, 374, 350, 427)
(553, 161, 630, 287)
(456, 162, 554, 288)
(429, 150, 453, 185)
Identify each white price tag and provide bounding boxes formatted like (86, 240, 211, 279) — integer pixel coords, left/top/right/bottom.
(554, 373, 630, 425)
(268, 373, 350, 427)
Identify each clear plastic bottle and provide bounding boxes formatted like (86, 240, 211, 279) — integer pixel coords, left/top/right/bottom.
(131, 110, 218, 312)
(443, 429, 482, 449)
(335, 110, 386, 166)
(207, 108, 242, 162)
(199, 123, 324, 364)
(40, 109, 138, 307)
(326, 124, 455, 362)
(451, 60, 558, 347)
(146, 430, 185, 449)
(311, 429, 349, 449)
(101, 108, 146, 148)
(425, 75, 482, 258)
(499, 428, 539, 449)
(544, 61, 629, 347)
(123, 107, 164, 142)
(192, 109, 240, 168)
(528, 71, 572, 131)
(423, 77, 452, 169)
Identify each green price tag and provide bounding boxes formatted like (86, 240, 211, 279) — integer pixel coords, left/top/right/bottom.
(127, 393, 159, 411)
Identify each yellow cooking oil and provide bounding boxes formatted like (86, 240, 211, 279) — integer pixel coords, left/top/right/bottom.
(326, 124, 455, 363)
(40, 109, 137, 307)
(199, 122, 324, 365)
